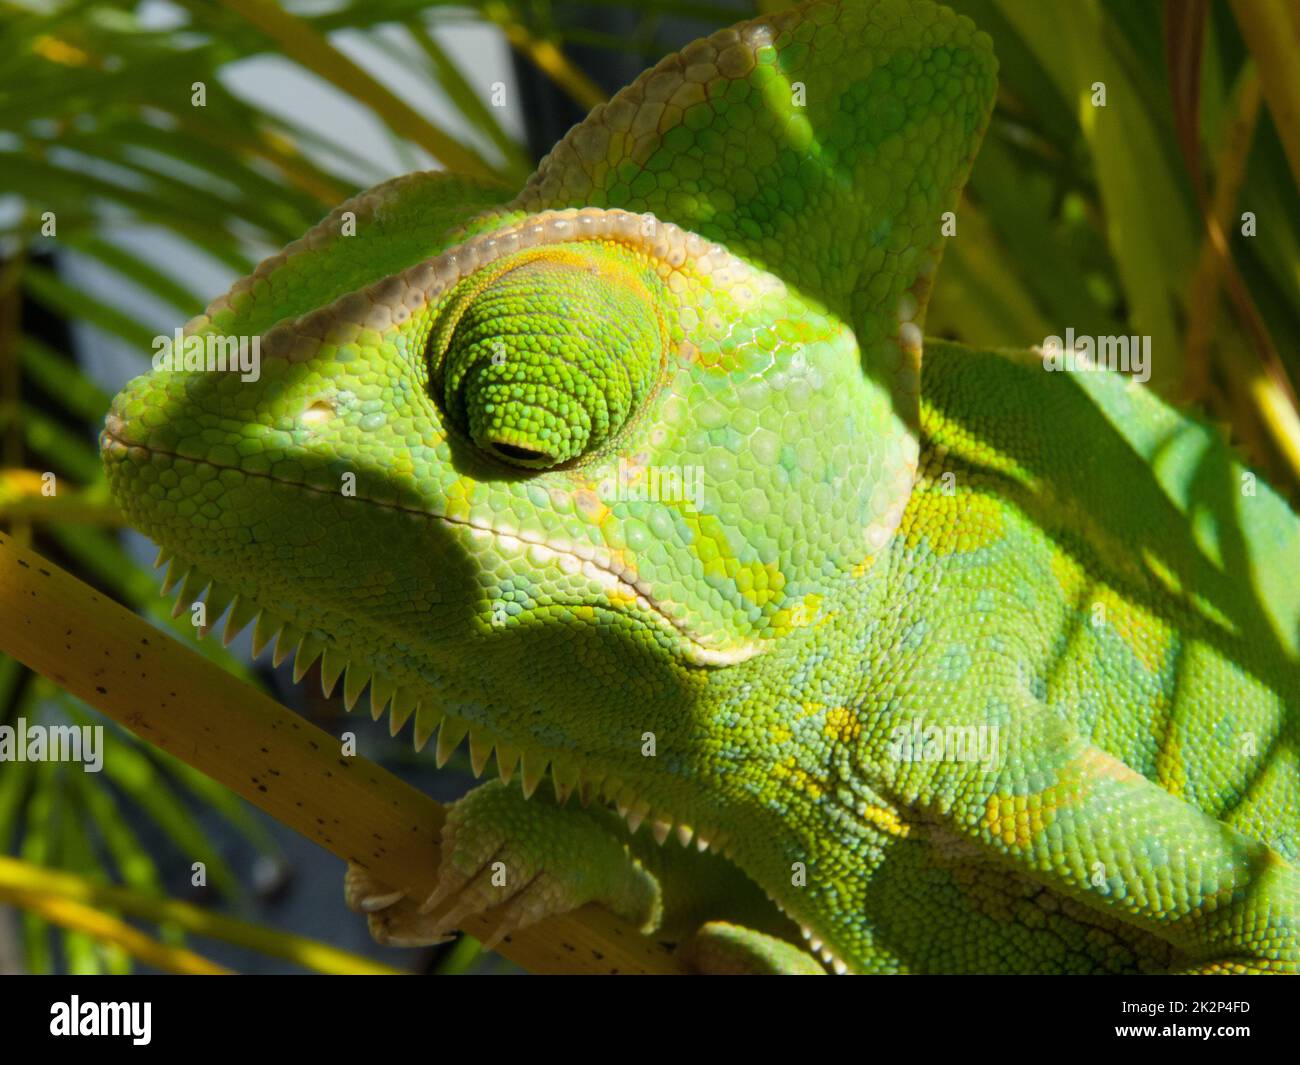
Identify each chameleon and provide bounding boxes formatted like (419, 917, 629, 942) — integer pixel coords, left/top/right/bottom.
(99, 0, 1300, 973)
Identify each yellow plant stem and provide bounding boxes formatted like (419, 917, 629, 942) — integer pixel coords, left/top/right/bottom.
(1, 886, 230, 975)
(1230, 0, 1300, 187)
(0, 855, 403, 975)
(0, 471, 121, 526)
(483, 2, 607, 112)
(0, 532, 685, 974)
(1180, 64, 1300, 489)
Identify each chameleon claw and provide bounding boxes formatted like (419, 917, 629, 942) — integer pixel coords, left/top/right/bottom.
(359, 889, 406, 913)
(377, 930, 456, 949)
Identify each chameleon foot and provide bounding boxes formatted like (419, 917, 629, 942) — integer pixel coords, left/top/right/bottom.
(347, 780, 661, 951)
(344, 863, 455, 948)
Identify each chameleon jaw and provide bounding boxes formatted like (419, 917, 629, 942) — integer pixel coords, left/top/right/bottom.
(138, 541, 849, 973)
(144, 544, 725, 809)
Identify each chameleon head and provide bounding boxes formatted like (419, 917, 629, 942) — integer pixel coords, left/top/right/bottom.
(101, 0, 996, 789)
(102, 205, 910, 683)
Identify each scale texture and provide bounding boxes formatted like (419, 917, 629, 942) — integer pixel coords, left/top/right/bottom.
(101, 0, 1300, 973)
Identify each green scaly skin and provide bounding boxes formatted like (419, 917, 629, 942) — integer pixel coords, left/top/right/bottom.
(100, 0, 1300, 974)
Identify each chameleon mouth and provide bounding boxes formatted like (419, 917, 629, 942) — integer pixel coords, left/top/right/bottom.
(100, 423, 760, 668)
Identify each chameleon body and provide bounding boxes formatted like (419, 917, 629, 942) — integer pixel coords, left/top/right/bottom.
(100, 0, 1300, 973)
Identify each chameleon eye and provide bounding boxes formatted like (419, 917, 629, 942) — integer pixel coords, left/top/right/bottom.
(435, 252, 664, 469)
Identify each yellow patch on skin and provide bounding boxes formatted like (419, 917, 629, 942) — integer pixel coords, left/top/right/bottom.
(1049, 547, 1086, 600)
(906, 488, 1005, 557)
(982, 790, 1045, 847)
(769, 591, 819, 635)
(1077, 744, 1146, 784)
(604, 586, 639, 609)
(771, 723, 792, 745)
(984, 745, 1144, 848)
(667, 269, 749, 373)
(606, 546, 636, 577)
(861, 804, 910, 838)
(443, 475, 475, 522)
(756, 561, 787, 602)
(851, 555, 876, 579)
(779, 757, 825, 800)
(1092, 586, 1171, 675)
(824, 705, 861, 745)
(982, 791, 1051, 849)
(783, 593, 821, 629)
(573, 487, 609, 525)
(919, 411, 1039, 489)
(1154, 733, 1187, 798)
(682, 516, 785, 611)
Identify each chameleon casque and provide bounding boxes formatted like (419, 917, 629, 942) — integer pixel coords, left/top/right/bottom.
(99, 0, 1300, 973)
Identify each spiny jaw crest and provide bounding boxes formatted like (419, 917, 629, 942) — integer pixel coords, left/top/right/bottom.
(780, 905, 849, 976)
(156, 551, 710, 832)
(159, 548, 845, 972)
